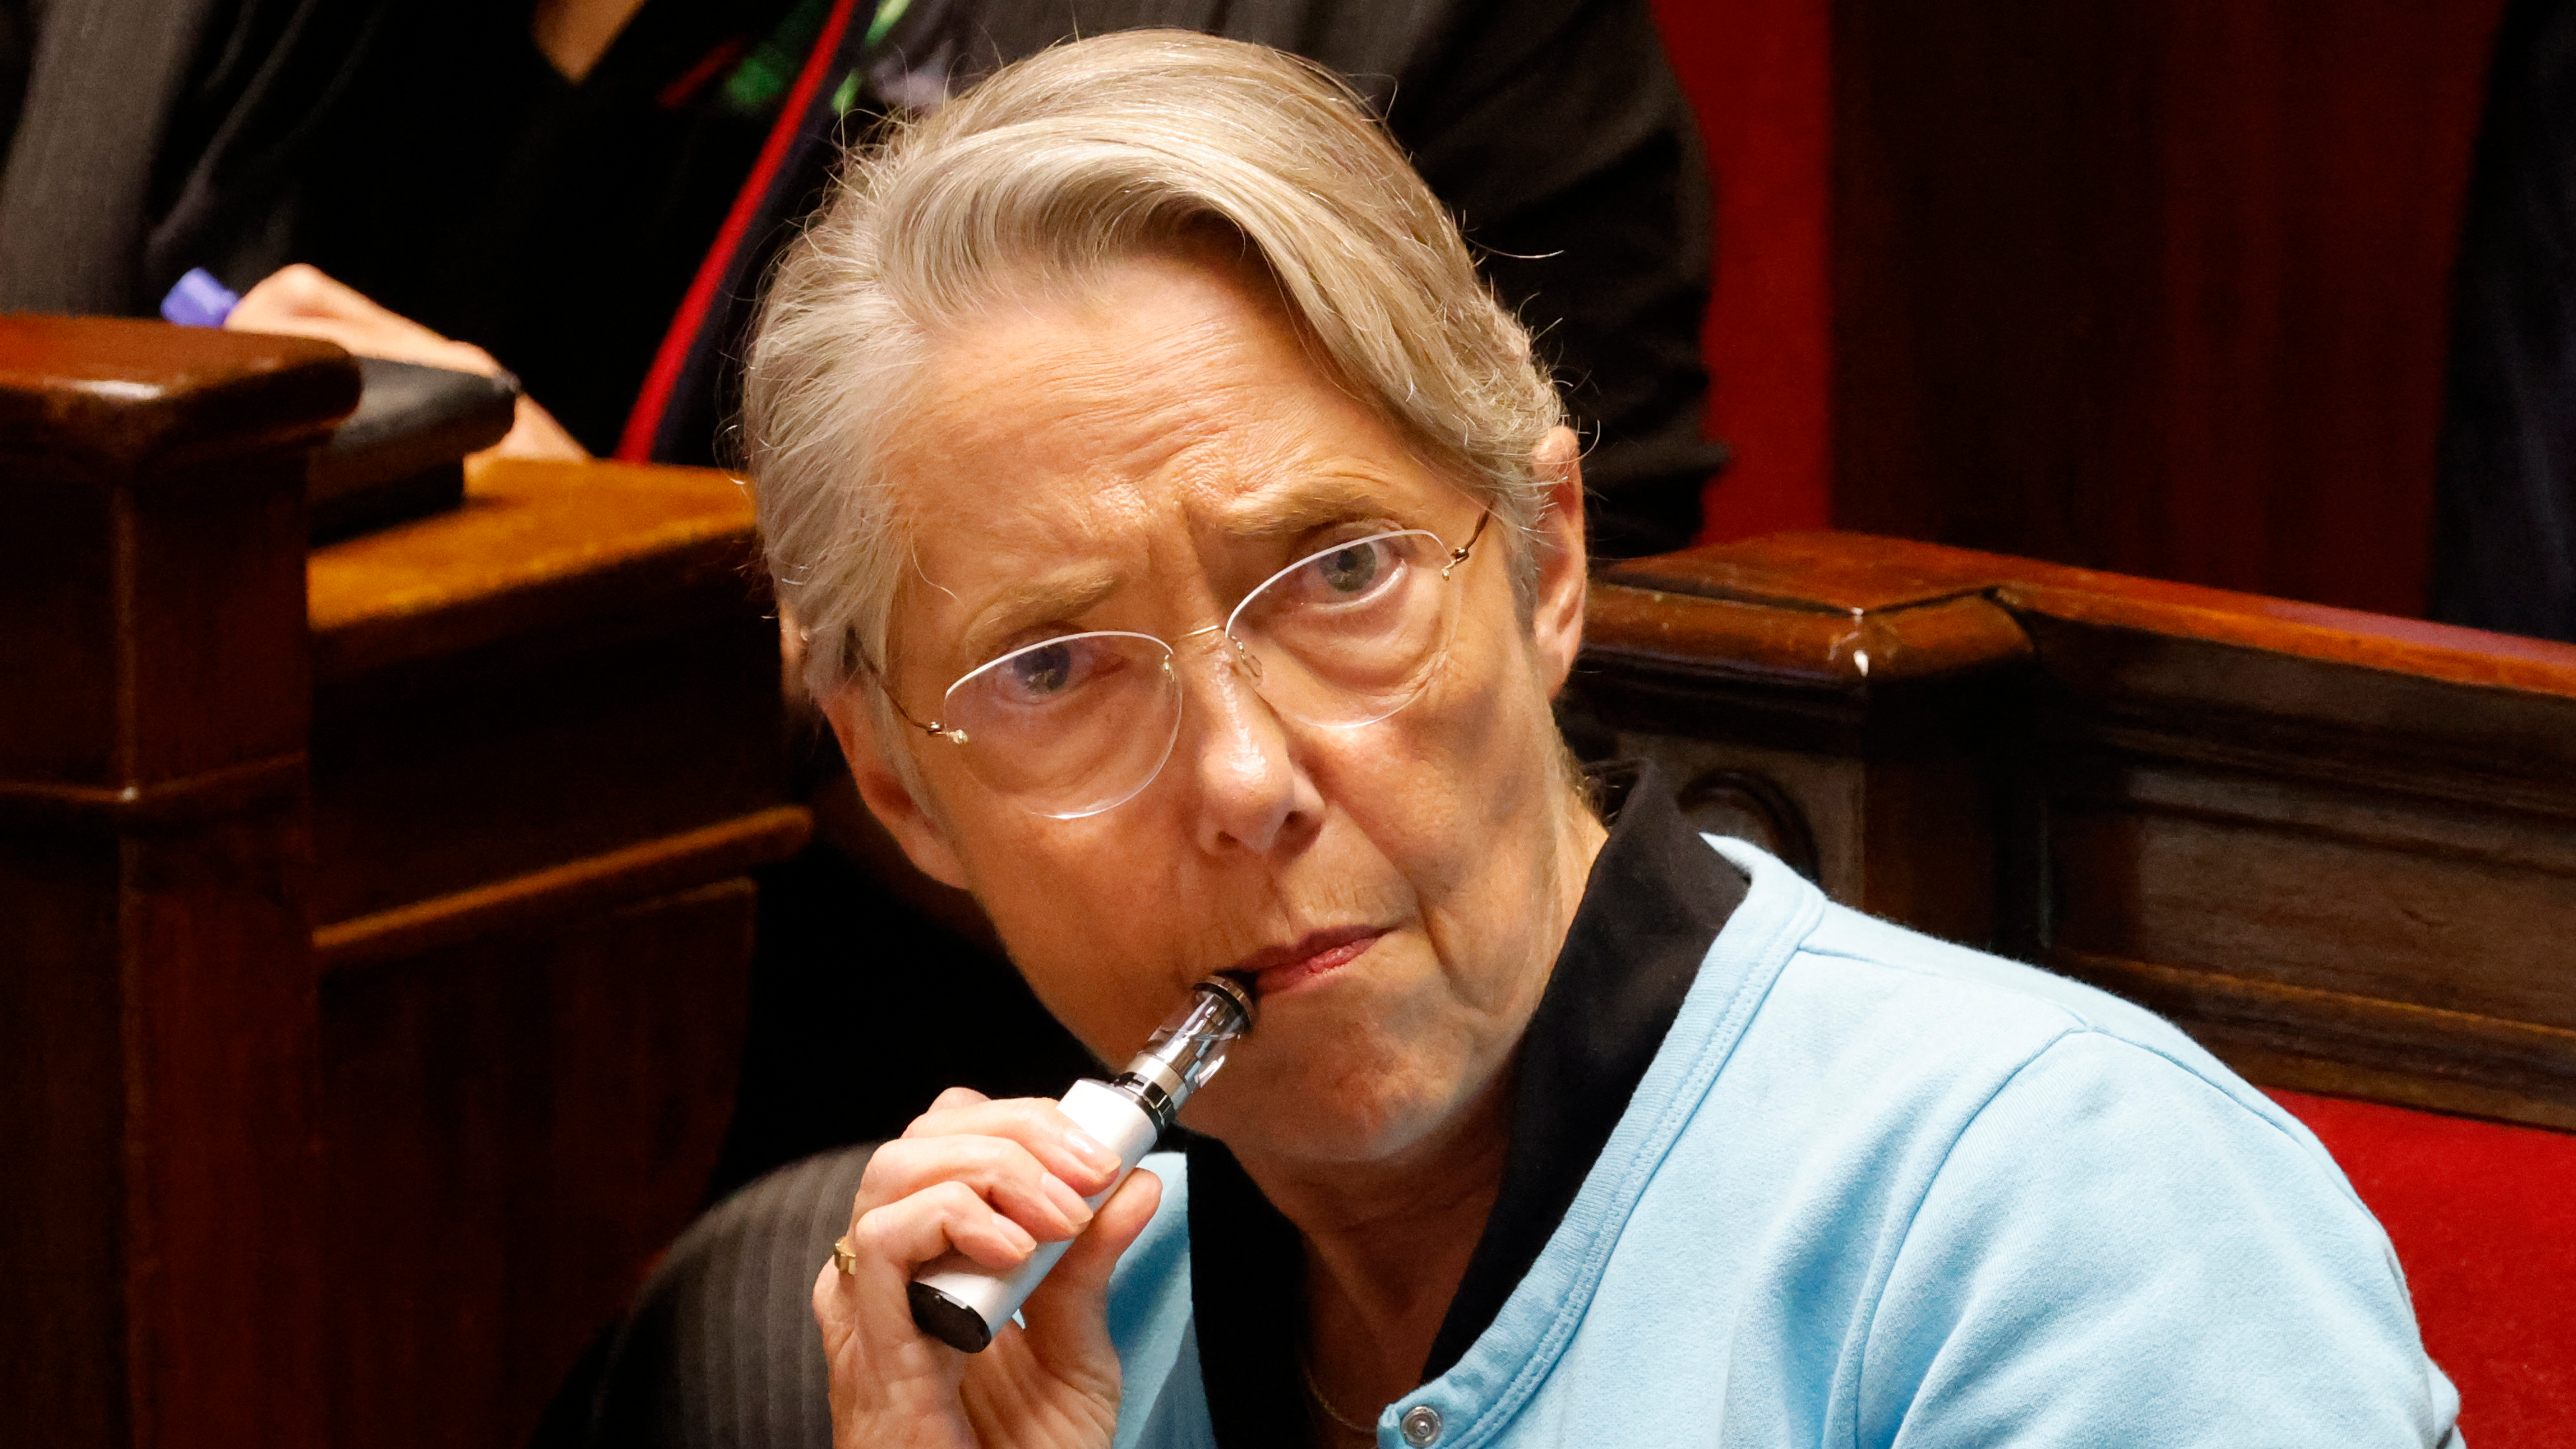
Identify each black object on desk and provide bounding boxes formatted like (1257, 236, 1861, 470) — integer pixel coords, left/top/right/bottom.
(309, 358, 517, 542)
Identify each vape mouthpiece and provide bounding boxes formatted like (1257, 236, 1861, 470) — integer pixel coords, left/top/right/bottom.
(1113, 975, 1256, 1129)
(906, 975, 1256, 1352)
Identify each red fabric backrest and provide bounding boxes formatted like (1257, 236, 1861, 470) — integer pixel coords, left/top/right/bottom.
(2268, 1090, 2576, 1446)
(1645, 0, 1834, 543)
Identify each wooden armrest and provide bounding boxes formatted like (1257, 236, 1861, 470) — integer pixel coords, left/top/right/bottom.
(3, 318, 808, 1449)
(1580, 531, 2576, 1131)
(305, 456, 805, 944)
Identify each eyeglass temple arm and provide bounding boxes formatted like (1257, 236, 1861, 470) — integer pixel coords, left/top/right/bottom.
(864, 669, 968, 744)
(1442, 510, 1493, 579)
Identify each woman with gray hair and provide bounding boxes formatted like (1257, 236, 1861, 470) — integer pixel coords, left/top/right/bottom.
(752, 31, 2456, 1449)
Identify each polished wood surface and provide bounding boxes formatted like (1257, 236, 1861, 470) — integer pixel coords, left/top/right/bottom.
(320, 879, 758, 1447)
(309, 456, 761, 672)
(309, 458, 788, 926)
(0, 314, 360, 471)
(1584, 531, 2576, 1130)
(1, 316, 355, 1449)
(303, 457, 804, 1449)
(1612, 531, 2576, 694)
(4, 319, 805, 1449)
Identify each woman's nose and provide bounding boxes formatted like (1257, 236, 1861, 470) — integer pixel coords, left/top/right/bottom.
(1180, 639, 1321, 856)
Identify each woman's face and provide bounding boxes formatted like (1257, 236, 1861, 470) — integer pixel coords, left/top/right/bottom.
(835, 249, 1596, 1166)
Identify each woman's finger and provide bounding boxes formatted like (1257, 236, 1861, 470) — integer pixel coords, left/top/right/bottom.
(843, 1178, 1037, 1279)
(858, 1135, 1096, 1241)
(813, 1176, 1054, 1435)
(227, 264, 510, 378)
(812, 1234, 975, 1444)
(1010, 1167, 1163, 1385)
(899, 1096, 1125, 1195)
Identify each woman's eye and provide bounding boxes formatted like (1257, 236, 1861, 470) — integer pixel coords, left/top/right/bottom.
(1004, 641, 1076, 697)
(1310, 540, 1386, 596)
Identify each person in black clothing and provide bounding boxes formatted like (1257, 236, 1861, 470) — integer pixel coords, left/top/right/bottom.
(3, 0, 1721, 557)
(621, 0, 1725, 560)
(2435, 0, 2576, 643)
(0, 0, 808, 456)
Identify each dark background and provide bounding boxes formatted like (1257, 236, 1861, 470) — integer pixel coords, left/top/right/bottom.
(1657, 0, 2506, 622)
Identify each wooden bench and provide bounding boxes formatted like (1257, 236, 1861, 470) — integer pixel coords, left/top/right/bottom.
(1581, 531, 2576, 1131)
(1, 318, 807, 1449)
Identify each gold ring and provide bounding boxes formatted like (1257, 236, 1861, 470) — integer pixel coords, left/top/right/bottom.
(831, 1236, 861, 1276)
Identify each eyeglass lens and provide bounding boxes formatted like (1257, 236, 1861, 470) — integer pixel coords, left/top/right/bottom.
(935, 527, 1468, 818)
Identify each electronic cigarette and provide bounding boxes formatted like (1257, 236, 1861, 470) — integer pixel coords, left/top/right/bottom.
(908, 975, 1255, 1352)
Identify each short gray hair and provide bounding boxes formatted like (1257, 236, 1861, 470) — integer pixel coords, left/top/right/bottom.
(743, 29, 1567, 715)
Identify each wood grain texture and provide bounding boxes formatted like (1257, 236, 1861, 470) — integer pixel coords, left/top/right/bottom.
(314, 806, 810, 973)
(2057, 951, 2576, 1134)
(308, 457, 759, 676)
(297, 449, 800, 1449)
(307, 455, 786, 925)
(121, 810, 330, 1449)
(319, 881, 758, 1449)
(0, 315, 357, 472)
(1618, 531, 2576, 697)
(308, 596, 785, 925)
(0, 755, 306, 833)
(0, 321, 349, 1449)
(1585, 582, 2029, 691)
(1587, 530, 2576, 1128)
(8, 319, 799, 1449)
(1581, 551, 2031, 943)
(1, 320, 355, 790)
(0, 831, 127, 1449)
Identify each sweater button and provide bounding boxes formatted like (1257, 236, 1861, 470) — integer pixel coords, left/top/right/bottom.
(1399, 1405, 1443, 1446)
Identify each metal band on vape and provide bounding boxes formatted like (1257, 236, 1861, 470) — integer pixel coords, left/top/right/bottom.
(1114, 1058, 1187, 1127)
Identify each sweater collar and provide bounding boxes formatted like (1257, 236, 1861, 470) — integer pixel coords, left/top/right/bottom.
(1184, 760, 1748, 1448)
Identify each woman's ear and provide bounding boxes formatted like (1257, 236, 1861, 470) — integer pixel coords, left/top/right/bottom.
(1529, 425, 1590, 696)
(821, 687, 972, 890)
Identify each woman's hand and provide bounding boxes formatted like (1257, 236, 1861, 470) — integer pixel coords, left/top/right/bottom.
(816, 1086, 1165, 1449)
(225, 263, 590, 466)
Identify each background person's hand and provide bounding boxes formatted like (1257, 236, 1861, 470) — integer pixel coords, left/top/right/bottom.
(226, 263, 590, 466)
(816, 1086, 1163, 1449)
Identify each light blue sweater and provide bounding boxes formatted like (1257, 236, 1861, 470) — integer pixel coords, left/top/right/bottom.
(1102, 838, 2462, 1448)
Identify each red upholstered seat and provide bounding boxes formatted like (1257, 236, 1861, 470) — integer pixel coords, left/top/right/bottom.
(2267, 1091, 2576, 1446)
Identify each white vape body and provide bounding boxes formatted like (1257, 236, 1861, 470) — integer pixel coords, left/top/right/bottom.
(909, 1078, 1160, 1347)
(907, 975, 1253, 1352)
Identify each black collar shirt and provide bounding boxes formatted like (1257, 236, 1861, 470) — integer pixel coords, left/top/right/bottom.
(1183, 762, 1748, 1447)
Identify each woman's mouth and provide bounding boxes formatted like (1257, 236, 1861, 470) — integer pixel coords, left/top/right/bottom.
(1227, 927, 1385, 999)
